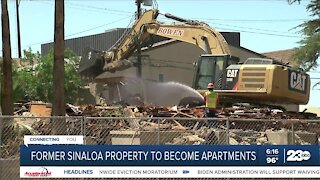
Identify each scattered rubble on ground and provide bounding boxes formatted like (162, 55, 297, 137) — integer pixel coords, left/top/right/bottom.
(13, 101, 319, 119)
(2, 101, 320, 160)
(11, 101, 320, 147)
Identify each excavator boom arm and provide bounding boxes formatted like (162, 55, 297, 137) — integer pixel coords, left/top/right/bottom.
(109, 9, 159, 62)
(78, 9, 231, 75)
(144, 23, 231, 55)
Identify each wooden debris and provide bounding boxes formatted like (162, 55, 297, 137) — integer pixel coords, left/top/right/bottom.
(11, 101, 320, 146)
(29, 102, 52, 116)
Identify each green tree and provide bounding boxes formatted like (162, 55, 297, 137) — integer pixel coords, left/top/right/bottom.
(13, 49, 84, 104)
(289, 0, 320, 73)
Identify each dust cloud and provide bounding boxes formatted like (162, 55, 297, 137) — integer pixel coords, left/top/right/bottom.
(123, 80, 204, 106)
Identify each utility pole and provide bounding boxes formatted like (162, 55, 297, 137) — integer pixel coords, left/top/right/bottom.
(136, 0, 142, 78)
(16, 0, 22, 59)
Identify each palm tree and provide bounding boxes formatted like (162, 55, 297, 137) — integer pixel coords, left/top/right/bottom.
(52, 0, 67, 134)
(1, 0, 14, 144)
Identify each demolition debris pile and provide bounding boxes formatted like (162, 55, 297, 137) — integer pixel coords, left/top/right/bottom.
(1, 102, 319, 158)
(14, 102, 319, 119)
(11, 102, 320, 147)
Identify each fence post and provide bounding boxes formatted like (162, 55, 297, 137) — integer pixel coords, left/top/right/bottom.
(0, 117, 2, 177)
(291, 123, 295, 145)
(80, 117, 85, 180)
(83, 116, 86, 145)
(157, 118, 160, 145)
(226, 118, 230, 145)
(80, 116, 83, 136)
(0, 116, 2, 159)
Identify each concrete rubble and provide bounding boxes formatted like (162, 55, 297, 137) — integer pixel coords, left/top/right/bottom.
(11, 101, 320, 146)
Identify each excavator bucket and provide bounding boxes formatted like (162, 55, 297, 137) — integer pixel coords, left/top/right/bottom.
(78, 48, 105, 79)
(79, 48, 134, 79)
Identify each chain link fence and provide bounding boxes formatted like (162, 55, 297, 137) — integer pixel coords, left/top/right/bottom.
(0, 116, 319, 179)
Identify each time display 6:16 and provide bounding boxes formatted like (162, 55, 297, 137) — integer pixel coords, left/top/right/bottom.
(266, 149, 279, 155)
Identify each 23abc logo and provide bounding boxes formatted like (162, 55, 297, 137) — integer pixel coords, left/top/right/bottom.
(286, 150, 311, 162)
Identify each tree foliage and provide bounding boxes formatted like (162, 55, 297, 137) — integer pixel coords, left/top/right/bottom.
(289, 0, 320, 72)
(13, 48, 84, 104)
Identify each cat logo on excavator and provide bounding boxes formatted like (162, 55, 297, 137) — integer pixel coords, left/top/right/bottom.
(227, 69, 238, 78)
(289, 70, 307, 93)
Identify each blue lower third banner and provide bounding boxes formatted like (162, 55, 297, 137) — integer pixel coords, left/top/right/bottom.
(20, 145, 320, 178)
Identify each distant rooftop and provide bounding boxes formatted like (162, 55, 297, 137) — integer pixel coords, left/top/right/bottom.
(262, 49, 295, 65)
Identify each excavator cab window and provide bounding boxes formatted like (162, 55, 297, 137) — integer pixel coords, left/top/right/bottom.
(193, 55, 225, 90)
(244, 58, 273, 64)
(192, 55, 238, 90)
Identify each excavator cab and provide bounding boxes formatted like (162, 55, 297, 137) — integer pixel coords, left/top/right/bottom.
(193, 54, 239, 90)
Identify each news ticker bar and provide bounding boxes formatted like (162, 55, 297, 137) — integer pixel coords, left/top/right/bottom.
(20, 166, 320, 178)
(20, 145, 320, 166)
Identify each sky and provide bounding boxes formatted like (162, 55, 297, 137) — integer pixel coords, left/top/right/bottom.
(0, 0, 319, 107)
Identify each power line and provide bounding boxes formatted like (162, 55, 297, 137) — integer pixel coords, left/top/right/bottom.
(2, 15, 133, 53)
(64, 3, 309, 24)
(158, 17, 302, 38)
(33, 0, 134, 16)
(158, 14, 301, 36)
(65, 15, 133, 38)
(218, 27, 301, 38)
(225, 28, 301, 38)
(209, 22, 299, 35)
(214, 26, 301, 38)
(29, 0, 310, 23)
(65, 2, 133, 15)
(11, 16, 302, 54)
(196, 18, 309, 22)
(6, 1, 310, 53)
(157, 16, 307, 24)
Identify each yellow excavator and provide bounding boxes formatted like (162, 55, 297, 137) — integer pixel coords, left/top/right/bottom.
(79, 9, 310, 105)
